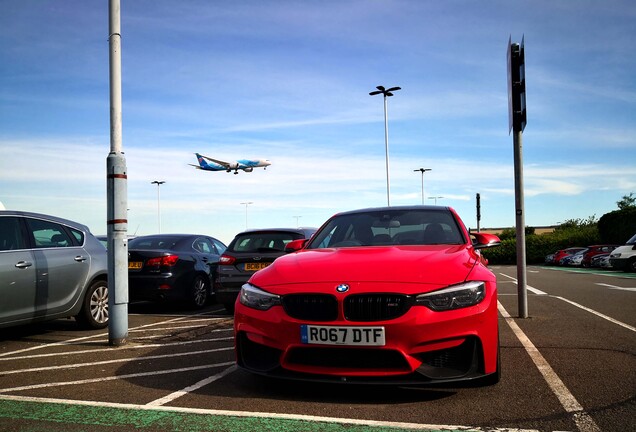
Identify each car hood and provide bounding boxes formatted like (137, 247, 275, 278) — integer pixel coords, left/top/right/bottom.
(249, 245, 479, 289)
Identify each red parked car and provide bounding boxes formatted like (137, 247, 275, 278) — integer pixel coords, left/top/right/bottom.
(234, 206, 502, 385)
(552, 247, 586, 266)
(581, 245, 619, 267)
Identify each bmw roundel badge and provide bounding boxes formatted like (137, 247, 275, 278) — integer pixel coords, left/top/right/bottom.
(336, 284, 350, 293)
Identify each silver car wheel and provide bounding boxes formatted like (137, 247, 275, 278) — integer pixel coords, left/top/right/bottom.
(90, 284, 109, 324)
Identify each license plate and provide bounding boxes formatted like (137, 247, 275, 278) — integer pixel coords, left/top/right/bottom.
(300, 325, 385, 346)
(244, 262, 271, 271)
(128, 262, 143, 269)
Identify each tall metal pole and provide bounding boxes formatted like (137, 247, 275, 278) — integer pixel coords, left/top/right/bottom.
(240, 202, 253, 230)
(414, 168, 432, 205)
(370, 86, 401, 207)
(151, 181, 165, 233)
(382, 95, 390, 206)
(508, 37, 528, 318)
(107, 0, 128, 346)
(514, 130, 528, 318)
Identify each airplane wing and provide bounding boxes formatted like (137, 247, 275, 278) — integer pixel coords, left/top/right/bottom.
(199, 155, 231, 168)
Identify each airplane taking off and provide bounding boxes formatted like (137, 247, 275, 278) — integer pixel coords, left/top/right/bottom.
(190, 153, 271, 174)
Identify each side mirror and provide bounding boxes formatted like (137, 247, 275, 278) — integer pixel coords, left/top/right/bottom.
(285, 239, 308, 253)
(471, 232, 501, 250)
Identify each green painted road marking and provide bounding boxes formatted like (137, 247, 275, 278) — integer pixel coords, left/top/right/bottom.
(542, 266, 636, 278)
(0, 398, 490, 432)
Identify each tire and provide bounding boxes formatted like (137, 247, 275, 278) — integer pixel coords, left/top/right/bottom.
(76, 280, 109, 329)
(190, 275, 209, 309)
(627, 258, 636, 273)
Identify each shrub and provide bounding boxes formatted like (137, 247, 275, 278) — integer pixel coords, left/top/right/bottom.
(482, 224, 600, 265)
(598, 208, 636, 244)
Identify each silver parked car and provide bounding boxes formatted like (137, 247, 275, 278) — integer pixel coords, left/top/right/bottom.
(0, 210, 109, 329)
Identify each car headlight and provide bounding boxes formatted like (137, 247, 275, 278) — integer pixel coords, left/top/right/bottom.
(415, 281, 486, 311)
(239, 283, 281, 311)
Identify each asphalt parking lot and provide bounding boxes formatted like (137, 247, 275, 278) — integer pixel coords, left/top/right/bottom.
(0, 265, 634, 432)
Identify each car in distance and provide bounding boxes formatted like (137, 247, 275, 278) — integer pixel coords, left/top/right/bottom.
(215, 227, 316, 312)
(234, 206, 502, 385)
(580, 245, 619, 268)
(0, 210, 108, 329)
(609, 233, 636, 272)
(127, 234, 226, 308)
(562, 248, 588, 267)
(553, 247, 586, 266)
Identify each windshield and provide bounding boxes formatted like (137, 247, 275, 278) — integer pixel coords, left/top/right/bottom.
(128, 236, 179, 250)
(307, 208, 465, 249)
(230, 232, 303, 252)
(626, 233, 636, 245)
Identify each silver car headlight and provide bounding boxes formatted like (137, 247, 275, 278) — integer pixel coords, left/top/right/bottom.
(239, 283, 281, 311)
(415, 281, 486, 311)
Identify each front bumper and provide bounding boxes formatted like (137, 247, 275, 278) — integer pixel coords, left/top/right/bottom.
(234, 286, 498, 385)
(609, 258, 628, 270)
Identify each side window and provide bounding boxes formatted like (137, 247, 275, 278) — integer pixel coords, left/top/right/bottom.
(0, 217, 27, 251)
(25, 218, 74, 248)
(194, 238, 215, 254)
(69, 228, 84, 246)
(213, 239, 226, 255)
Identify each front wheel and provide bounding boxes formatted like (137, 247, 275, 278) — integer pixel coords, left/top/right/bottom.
(76, 280, 109, 329)
(626, 258, 636, 273)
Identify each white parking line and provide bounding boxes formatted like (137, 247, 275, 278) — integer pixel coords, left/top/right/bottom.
(595, 283, 636, 292)
(0, 313, 231, 358)
(0, 394, 543, 432)
(554, 296, 636, 333)
(498, 302, 600, 432)
(147, 364, 238, 406)
(498, 273, 548, 295)
(0, 336, 233, 362)
(1, 347, 233, 375)
(497, 273, 635, 332)
(0, 361, 236, 394)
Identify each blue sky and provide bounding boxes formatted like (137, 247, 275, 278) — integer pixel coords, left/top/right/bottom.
(1, 0, 635, 244)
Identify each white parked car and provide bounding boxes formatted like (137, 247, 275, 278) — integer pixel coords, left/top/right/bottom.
(609, 233, 636, 272)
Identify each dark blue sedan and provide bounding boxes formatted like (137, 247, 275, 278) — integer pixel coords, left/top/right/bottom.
(127, 234, 226, 308)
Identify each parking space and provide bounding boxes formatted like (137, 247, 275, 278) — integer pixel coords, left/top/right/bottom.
(0, 267, 635, 431)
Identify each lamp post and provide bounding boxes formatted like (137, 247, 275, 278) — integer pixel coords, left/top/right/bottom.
(293, 216, 302, 228)
(370, 85, 401, 206)
(428, 196, 444, 205)
(240, 202, 253, 230)
(151, 181, 165, 233)
(414, 168, 432, 205)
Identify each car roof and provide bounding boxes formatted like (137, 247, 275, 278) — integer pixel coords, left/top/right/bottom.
(234, 228, 317, 236)
(130, 234, 211, 240)
(0, 210, 90, 232)
(333, 205, 451, 217)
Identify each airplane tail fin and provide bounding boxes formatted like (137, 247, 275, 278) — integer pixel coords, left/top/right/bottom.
(195, 153, 209, 168)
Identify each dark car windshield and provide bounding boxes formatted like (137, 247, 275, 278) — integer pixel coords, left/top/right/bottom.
(230, 232, 303, 253)
(306, 208, 465, 249)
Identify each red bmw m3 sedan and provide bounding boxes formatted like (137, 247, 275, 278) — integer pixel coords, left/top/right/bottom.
(234, 206, 501, 385)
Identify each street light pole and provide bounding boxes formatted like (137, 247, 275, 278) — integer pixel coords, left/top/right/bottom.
(414, 168, 432, 205)
(370, 85, 401, 207)
(240, 202, 253, 230)
(151, 181, 165, 233)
